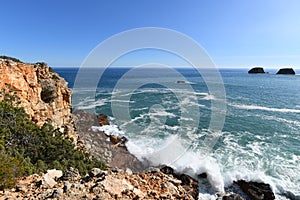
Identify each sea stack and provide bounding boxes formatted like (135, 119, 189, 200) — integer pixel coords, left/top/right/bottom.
(276, 68, 295, 75)
(248, 67, 265, 74)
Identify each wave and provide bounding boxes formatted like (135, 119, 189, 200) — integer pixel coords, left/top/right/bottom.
(125, 135, 225, 193)
(229, 103, 300, 113)
(73, 98, 108, 110)
(92, 119, 300, 199)
(91, 125, 125, 136)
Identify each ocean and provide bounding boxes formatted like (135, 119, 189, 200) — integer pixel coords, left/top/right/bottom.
(55, 67, 300, 199)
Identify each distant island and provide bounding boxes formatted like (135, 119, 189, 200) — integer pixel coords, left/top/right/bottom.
(276, 68, 295, 75)
(248, 67, 296, 75)
(248, 67, 265, 74)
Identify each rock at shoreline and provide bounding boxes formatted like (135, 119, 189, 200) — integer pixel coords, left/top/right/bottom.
(235, 180, 275, 200)
(276, 68, 295, 75)
(160, 165, 199, 199)
(97, 114, 109, 126)
(248, 67, 265, 74)
(72, 109, 145, 172)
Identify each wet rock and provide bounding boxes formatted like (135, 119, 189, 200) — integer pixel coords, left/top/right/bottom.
(97, 114, 109, 126)
(160, 165, 174, 175)
(177, 174, 199, 200)
(222, 193, 245, 200)
(235, 180, 275, 200)
(109, 135, 120, 144)
(198, 172, 207, 178)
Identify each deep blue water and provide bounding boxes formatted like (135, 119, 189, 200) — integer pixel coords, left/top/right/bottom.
(55, 67, 300, 199)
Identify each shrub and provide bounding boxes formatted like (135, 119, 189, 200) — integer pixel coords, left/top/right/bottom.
(0, 93, 105, 189)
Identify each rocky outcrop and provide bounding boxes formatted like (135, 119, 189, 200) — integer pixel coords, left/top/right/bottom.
(97, 114, 110, 126)
(248, 67, 265, 74)
(235, 180, 275, 200)
(0, 57, 76, 140)
(1, 167, 199, 200)
(72, 109, 144, 171)
(276, 68, 295, 75)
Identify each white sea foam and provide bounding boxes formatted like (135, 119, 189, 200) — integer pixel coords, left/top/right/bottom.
(74, 99, 107, 110)
(91, 125, 125, 136)
(229, 103, 300, 113)
(260, 114, 300, 128)
(216, 130, 300, 199)
(125, 134, 225, 192)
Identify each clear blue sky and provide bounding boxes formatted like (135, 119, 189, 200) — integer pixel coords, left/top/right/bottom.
(1, 0, 300, 68)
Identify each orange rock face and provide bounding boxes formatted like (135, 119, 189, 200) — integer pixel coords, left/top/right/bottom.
(0, 58, 76, 141)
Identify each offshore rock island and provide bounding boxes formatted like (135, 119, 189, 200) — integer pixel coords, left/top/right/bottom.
(0, 57, 276, 200)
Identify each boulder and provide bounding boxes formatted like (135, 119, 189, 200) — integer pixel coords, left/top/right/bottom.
(97, 114, 110, 126)
(61, 167, 81, 181)
(276, 68, 295, 75)
(235, 180, 275, 200)
(248, 67, 265, 74)
(42, 169, 63, 188)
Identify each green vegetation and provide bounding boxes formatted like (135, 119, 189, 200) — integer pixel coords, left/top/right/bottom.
(0, 56, 23, 63)
(0, 92, 105, 190)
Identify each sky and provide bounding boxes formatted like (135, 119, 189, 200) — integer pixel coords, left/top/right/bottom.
(1, 0, 300, 68)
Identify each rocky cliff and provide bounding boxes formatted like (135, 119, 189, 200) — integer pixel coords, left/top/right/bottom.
(0, 56, 76, 141)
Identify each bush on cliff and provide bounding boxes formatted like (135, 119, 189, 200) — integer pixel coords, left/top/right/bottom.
(0, 92, 105, 190)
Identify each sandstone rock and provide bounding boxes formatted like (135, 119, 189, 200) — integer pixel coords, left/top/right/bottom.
(42, 169, 63, 188)
(276, 68, 295, 75)
(0, 57, 76, 141)
(248, 67, 265, 74)
(97, 114, 109, 126)
(235, 180, 275, 200)
(109, 135, 120, 144)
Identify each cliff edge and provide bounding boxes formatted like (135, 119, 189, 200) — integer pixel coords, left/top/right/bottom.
(0, 56, 76, 141)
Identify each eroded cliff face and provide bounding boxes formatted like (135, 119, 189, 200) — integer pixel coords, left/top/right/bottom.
(0, 57, 76, 141)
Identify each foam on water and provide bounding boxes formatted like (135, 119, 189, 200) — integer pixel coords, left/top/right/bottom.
(125, 134, 225, 192)
(62, 67, 300, 199)
(229, 103, 300, 113)
(91, 125, 125, 136)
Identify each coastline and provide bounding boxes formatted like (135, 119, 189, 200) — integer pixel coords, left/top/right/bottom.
(72, 109, 276, 200)
(0, 58, 279, 199)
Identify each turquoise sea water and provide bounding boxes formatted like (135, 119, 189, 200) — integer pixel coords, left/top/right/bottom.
(56, 67, 300, 199)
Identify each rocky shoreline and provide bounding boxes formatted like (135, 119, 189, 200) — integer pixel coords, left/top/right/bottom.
(0, 57, 276, 200)
(0, 107, 276, 200)
(72, 110, 276, 200)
